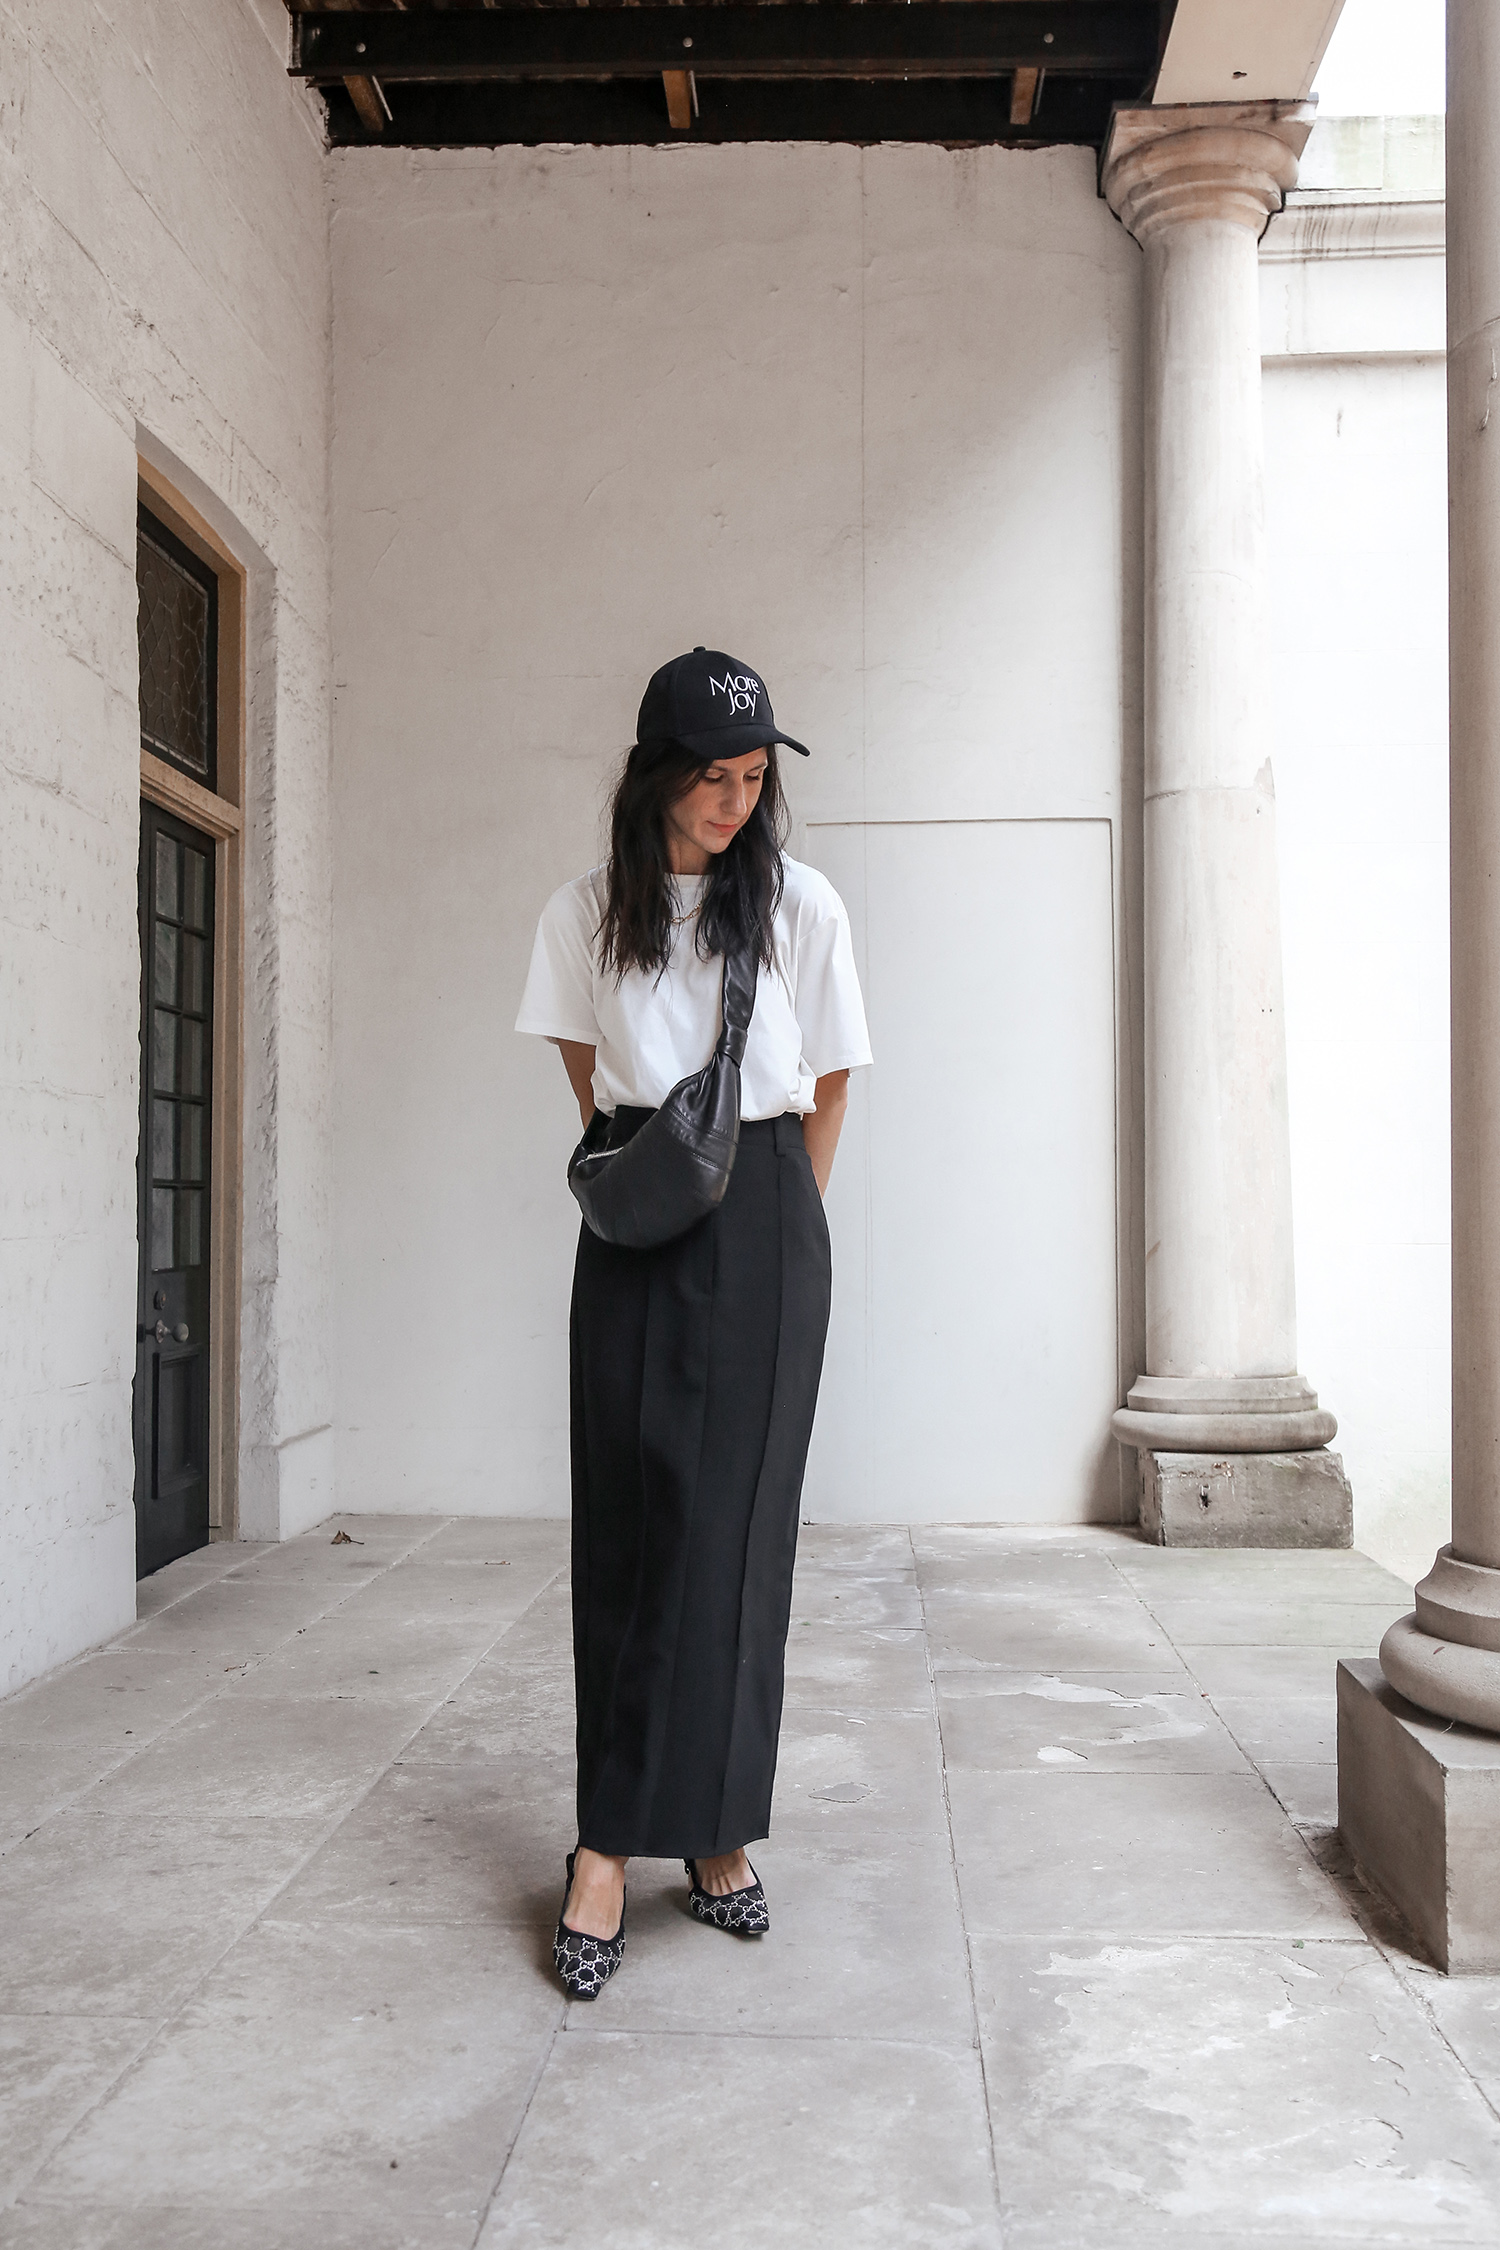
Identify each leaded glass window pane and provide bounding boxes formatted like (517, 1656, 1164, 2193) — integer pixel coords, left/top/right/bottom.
(183, 849, 209, 931)
(150, 1188, 175, 1272)
(180, 1105, 204, 1183)
(154, 833, 179, 921)
(180, 1019, 204, 1099)
(152, 1099, 176, 1180)
(181, 933, 206, 1016)
(137, 508, 217, 788)
(179, 1189, 204, 1268)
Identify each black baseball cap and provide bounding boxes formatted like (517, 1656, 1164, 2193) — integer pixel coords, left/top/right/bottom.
(636, 647, 810, 760)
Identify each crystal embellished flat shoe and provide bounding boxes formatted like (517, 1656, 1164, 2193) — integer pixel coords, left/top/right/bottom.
(553, 1851, 627, 2000)
(684, 1857, 770, 1936)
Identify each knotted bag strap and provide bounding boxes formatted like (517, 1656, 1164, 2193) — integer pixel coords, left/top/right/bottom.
(716, 942, 758, 1065)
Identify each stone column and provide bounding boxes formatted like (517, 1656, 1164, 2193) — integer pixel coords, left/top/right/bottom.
(1337, 4, 1500, 1972)
(1102, 103, 1351, 1548)
(1377, 2, 1500, 1735)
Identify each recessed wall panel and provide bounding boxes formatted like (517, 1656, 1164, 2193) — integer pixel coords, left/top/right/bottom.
(803, 818, 1119, 1522)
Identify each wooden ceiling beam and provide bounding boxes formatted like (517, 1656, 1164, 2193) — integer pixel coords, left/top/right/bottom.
(1009, 65, 1042, 125)
(662, 70, 696, 131)
(317, 69, 1127, 149)
(342, 73, 391, 133)
(292, 5, 1158, 87)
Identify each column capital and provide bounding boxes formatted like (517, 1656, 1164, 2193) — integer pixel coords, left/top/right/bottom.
(1102, 100, 1317, 245)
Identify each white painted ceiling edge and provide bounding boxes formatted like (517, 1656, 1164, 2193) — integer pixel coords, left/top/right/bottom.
(1156, 0, 1348, 104)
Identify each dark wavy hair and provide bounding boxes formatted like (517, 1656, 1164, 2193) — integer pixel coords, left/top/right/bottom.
(598, 738, 788, 980)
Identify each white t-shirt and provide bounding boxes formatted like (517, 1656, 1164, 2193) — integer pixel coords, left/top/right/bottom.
(516, 856, 873, 1119)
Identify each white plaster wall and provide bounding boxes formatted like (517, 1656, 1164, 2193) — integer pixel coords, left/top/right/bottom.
(329, 143, 1143, 1522)
(0, 0, 335, 1694)
(1265, 354, 1450, 1585)
(1259, 171, 1451, 1584)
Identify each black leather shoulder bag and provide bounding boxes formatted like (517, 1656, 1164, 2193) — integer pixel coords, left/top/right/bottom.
(567, 943, 758, 1250)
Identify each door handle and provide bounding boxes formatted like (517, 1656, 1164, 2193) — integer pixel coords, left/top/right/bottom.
(153, 1319, 190, 1345)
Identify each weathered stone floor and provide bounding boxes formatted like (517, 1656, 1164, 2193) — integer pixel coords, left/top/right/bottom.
(2, 1517, 1500, 2246)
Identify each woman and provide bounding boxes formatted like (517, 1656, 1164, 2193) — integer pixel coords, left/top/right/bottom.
(516, 646, 872, 1999)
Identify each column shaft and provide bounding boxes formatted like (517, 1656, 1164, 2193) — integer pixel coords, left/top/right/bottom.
(1449, 0, 1500, 1575)
(1144, 213, 1297, 1380)
(1104, 104, 1340, 1481)
(1377, 0, 1500, 1726)
(1336, 12, 1500, 1966)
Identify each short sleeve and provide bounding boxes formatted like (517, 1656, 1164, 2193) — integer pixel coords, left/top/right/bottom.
(793, 891, 873, 1078)
(515, 880, 601, 1043)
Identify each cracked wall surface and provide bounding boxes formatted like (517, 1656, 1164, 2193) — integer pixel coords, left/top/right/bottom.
(0, 0, 335, 1693)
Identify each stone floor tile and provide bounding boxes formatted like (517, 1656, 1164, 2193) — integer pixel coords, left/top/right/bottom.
(947, 1770, 1357, 1938)
(1178, 1645, 1360, 1698)
(923, 1565, 1159, 1607)
(474, 1582, 573, 1670)
(221, 1547, 392, 1594)
(27, 1921, 554, 2224)
(0, 1739, 152, 1851)
(336, 1560, 560, 1629)
(0, 1814, 321, 2016)
(922, 1560, 1146, 1596)
(132, 1542, 270, 1619)
(1112, 1548, 1412, 1599)
(0, 2206, 478, 2250)
(915, 1544, 1128, 1598)
(1141, 1598, 1405, 1650)
(1408, 1972, 1500, 2106)
(774, 1707, 947, 1840)
(934, 1671, 1251, 1774)
(912, 1524, 1129, 1559)
(107, 1579, 333, 1672)
(1259, 1763, 1339, 1829)
(573, 1841, 974, 2047)
(781, 1621, 933, 1710)
(974, 1934, 1500, 2245)
(310, 1515, 456, 1548)
(225, 1612, 509, 1706)
(924, 1589, 1188, 1672)
(788, 1563, 924, 1630)
(78, 1694, 417, 1824)
(0, 2017, 152, 2203)
(932, 1657, 1195, 1703)
(1209, 1695, 1338, 1765)
(478, 2031, 1001, 2248)
(794, 1524, 916, 1570)
(988, 2236, 1378, 2250)
(399, 1657, 574, 1763)
(271, 1754, 572, 1927)
(0, 1652, 216, 1757)
(217, 1520, 445, 1585)
(417, 1518, 570, 1563)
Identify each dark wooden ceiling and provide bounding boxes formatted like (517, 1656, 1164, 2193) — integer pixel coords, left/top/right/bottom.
(287, 2, 1172, 150)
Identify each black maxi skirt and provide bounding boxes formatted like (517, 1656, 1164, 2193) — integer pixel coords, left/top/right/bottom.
(569, 1112, 832, 1860)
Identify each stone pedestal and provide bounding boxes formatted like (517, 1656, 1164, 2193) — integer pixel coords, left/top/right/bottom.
(1139, 1449, 1352, 1549)
(1338, 1659, 1500, 1972)
(1102, 101, 1342, 1545)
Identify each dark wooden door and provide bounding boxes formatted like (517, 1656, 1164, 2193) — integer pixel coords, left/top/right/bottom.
(135, 805, 215, 1578)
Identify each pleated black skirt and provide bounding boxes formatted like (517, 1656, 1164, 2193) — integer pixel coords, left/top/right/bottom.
(569, 1112, 832, 1859)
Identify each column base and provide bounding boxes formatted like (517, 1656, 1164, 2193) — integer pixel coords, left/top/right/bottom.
(1135, 1447, 1352, 1548)
(1113, 1374, 1337, 1453)
(1337, 1657, 1500, 1972)
(1380, 1607, 1500, 1732)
